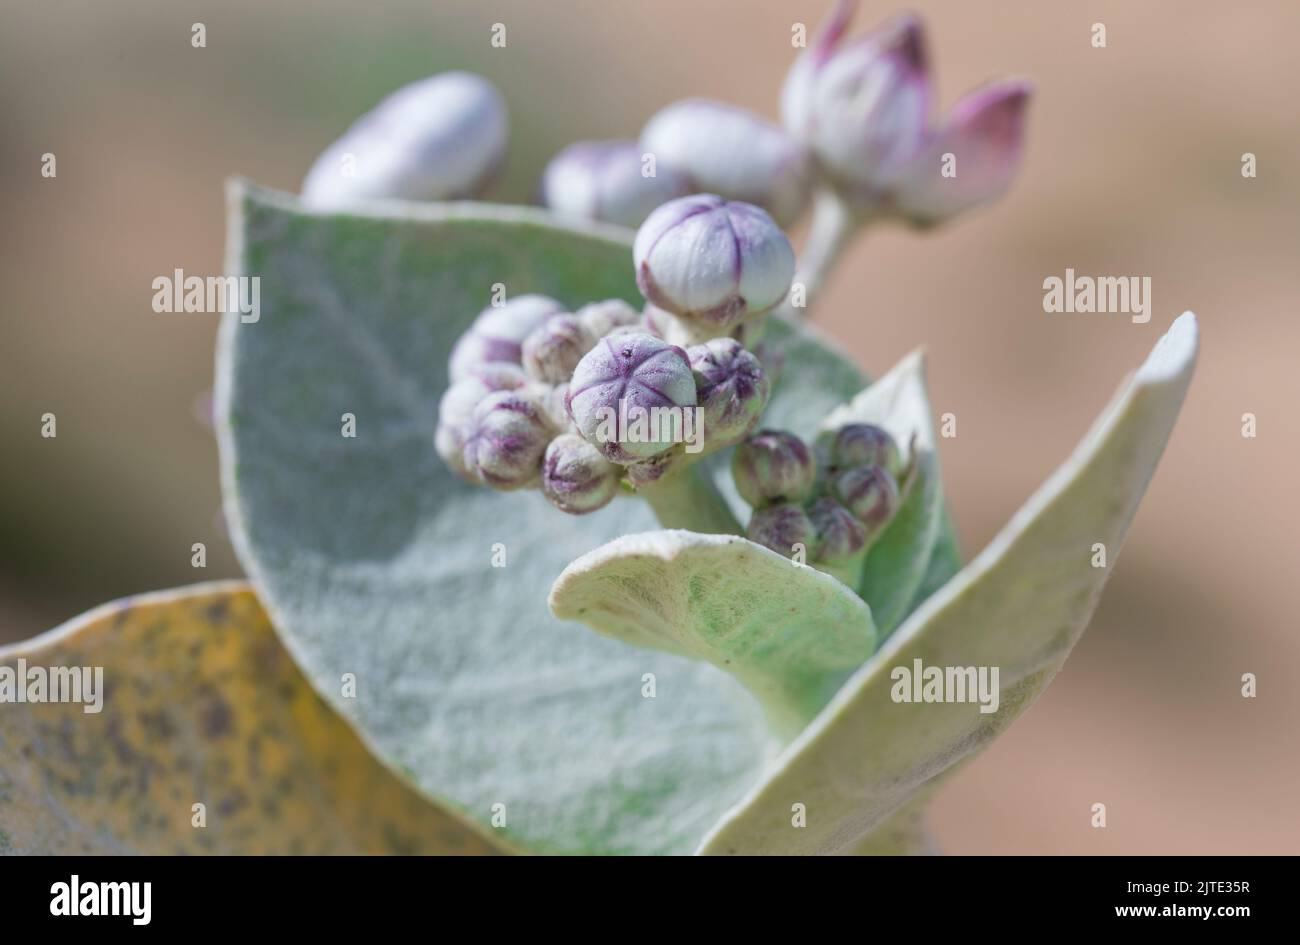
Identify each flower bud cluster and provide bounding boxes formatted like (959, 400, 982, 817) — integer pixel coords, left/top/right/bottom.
(438, 293, 772, 514)
(735, 423, 907, 568)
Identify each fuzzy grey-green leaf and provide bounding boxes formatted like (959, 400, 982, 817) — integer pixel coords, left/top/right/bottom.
(698, 313, 1199, 854)
(550, 530, 877, 737)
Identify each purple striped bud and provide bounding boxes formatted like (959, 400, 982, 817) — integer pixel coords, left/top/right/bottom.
(807, 497, 869, 562)
(640, 100, 812, 226)
(540, 139, 691, 228)
(687, 338, 770, 448)
(449, 294, 567, 382)
(747, 502, 819, 560)
(732, 430, 816, 507)
(575, 299, 641, 339)
(521, 314, 596, 383)
(832, 464, 900, 533)
(302, 72, 508, 208)
(634, 194, 795, 329)
(566, 332, 697, 462)
(890, 79, 1032, 226)
(435, 364, 528, 479)
(541, 434, 621, 514)
(462, 388, 556, 489)
(784, 7, 930, 200)
(825, 423, 902, 476)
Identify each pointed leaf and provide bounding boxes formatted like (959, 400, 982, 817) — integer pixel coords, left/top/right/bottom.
(550, 530, 876, 737)
(698, 313, 1199, 854)
(0, 583, 497, 855)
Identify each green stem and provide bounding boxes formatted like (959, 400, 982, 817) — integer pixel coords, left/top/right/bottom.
(639, 465, 743, 535)
(781, 188, 861, 320)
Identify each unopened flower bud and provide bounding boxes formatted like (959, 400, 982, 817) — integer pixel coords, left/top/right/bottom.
(302, 72, 508, 207)
(435, 364, 528, 479)
(540, 140, 691, 228)
(566, 333, 696, 462)
(825, 423, 902, 476)
(634, 194, 795, 329)
(521, 314, 596, 383)
(890, 79, 1032, 226)
(541, 434, 621, 514)
(575, 299, 641, 339)
(746, 502, 819, 560)
(807, 497, 868, 562)
(732, 430, 816, 507)
(462, 388, 555, 489)
(449, 294, 567, 381)
(688, 338, 770, 448)
(832, 464, 900, 532)
(640, 100, 812, 226)
(782, 6, 929, 200)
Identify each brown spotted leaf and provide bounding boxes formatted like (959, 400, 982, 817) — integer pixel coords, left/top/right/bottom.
(0, 582, 499, 855)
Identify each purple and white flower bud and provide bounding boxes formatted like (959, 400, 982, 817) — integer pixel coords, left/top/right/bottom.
(566, 332, 697, 462)
(462, 388, 556, 489)
(825, 422, 902, 476)
(641, 100, 812, 226)
(540, 140, 691, 228)
(634, 194, 795, 329)
(541, 433, 621, 514)
(688, 338, 770, 448)
(807, 497, 868, 562)
(782, 5, 930, 200)
(747, 502, 819, 560)
(890, 79, 1032, 226)
(521, 314, 596, 383)
(449, 294, 567, 382)
(575, 299, 641, 339)
(302, 72, 508, 208)
(732, 430, 816, 507)
(435, 363, 528, 479)
(832, 464, 901, 532)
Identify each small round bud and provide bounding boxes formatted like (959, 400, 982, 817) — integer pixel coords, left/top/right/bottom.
(541, 434, 621, 514)
(747, 502, 819, 560)
(688, 338, 770, 448)
(732, 430, 816, 507)
(462, 388, 555, 489)
(540, 139, 691, 228)
(521, 314, 596, 383)
(641, 99, 812, 226)
(633, 194, 796, 329)
(826, 423, 902, 476)
(566, 332, 696, 462)
(449, 294, 567, 381)
(807, 497, 868, 562)
(302, 72, 508, 207)
(575, 299, 641, 339)
(435, 364, 528, 480)
(832, 464, 901, 532)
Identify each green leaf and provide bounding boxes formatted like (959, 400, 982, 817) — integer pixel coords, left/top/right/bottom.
(549, 530, 877, 738)
(697, 313, 1199, 854)
(817, 349, 944, 633)
(219, 183, 786, 855)
(0, 583, 499, 855)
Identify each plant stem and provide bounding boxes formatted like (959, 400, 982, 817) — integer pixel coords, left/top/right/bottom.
(640, 464, 743, 535)
(785, 188, 860, 319)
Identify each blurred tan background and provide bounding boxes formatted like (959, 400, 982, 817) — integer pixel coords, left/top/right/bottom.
(2, 0, 1296, 853)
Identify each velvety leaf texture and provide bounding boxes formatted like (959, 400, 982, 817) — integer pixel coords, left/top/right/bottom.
(0, 583, 497, 855)
(698, 314, 1198, 854)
